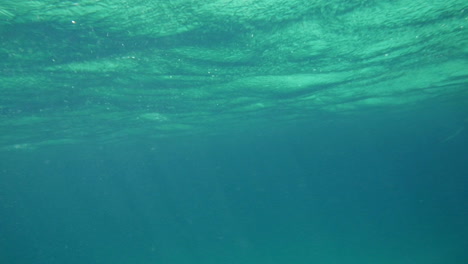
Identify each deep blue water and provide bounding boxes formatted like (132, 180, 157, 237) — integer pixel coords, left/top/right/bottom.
(1, 1, 468, 263)
(1, 103, 467, 264)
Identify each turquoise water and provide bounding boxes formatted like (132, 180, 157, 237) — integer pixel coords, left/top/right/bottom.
(1, 1, 467, 263)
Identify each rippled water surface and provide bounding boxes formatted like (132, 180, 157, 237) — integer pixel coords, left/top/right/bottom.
(1, 0, 466, 148)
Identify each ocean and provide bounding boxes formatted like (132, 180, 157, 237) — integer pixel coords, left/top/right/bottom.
(1, 1, 467, 263)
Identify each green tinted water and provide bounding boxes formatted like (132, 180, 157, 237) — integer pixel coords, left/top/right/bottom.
(0, 1, 467, 148)
(1, 2, 468, 264)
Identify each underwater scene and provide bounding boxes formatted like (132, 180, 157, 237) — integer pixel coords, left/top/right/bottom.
(1, 0, 467, 263)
